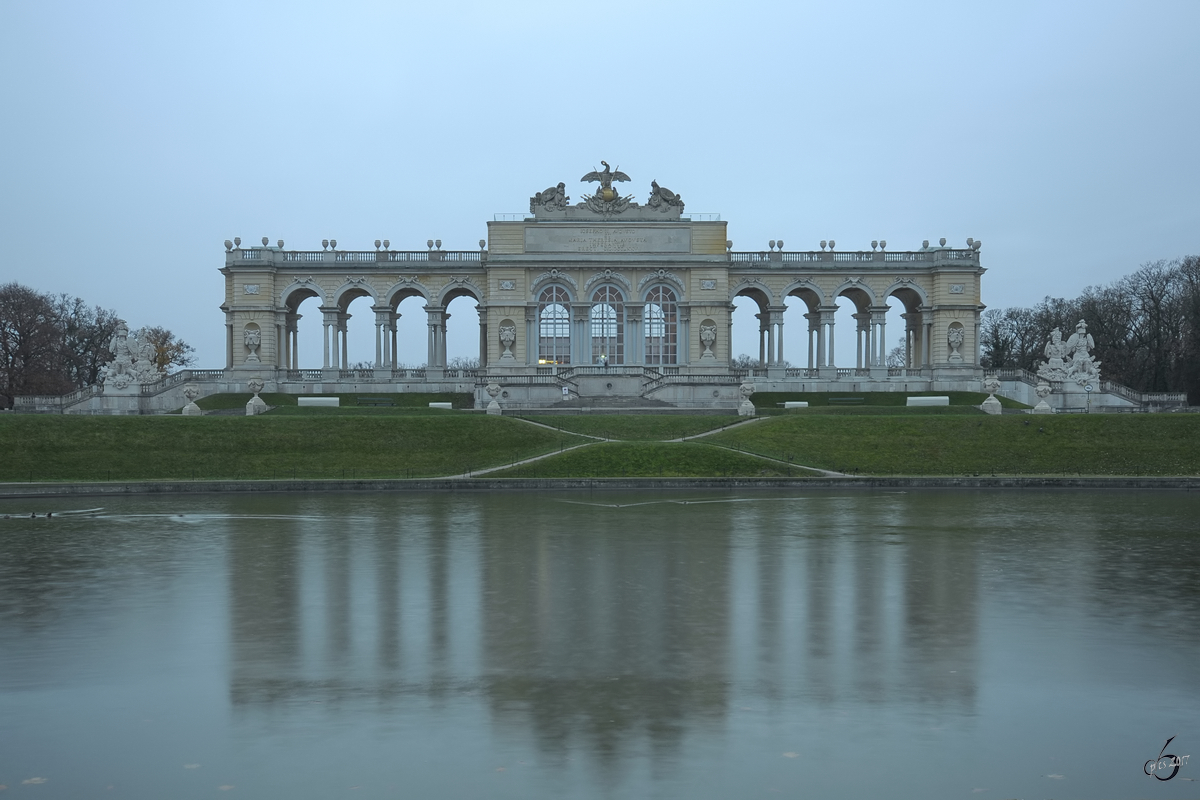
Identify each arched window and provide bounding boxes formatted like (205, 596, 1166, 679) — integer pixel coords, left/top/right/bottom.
(590, 286, 624, 364)
(538, 286, 571, 364)
(644, 285, 677, 365)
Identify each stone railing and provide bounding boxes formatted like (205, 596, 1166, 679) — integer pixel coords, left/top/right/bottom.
(139, 368, 227, 396)
(243, 249, 483, 265)
(728, 248, 978, 266)
(285, 369, 324, 381)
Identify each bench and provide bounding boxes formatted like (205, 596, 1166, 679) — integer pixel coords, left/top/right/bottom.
(428, 402, 454, 410)
(828, 397, 864, 405)
(357, 396, 395, 406)
(777, 401, 809, 409)
(298, 397, 339, 407)
(906, 396, 949, 406)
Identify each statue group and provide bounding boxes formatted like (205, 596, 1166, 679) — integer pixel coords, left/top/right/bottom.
(98, 320, 162, 391)
(1038, 319, 1101, 386)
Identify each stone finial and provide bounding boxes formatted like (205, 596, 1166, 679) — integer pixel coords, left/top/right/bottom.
(375, 239, 381, 250)
(485, 382, 503, 416)
(224, 239, 233, 251)
(738, 382, 756, 417)
(182, 384, 203, 416)
(940, 237, 947, 247)
(245, 378, 267, 416)
(322, 239, 329, 250)
(262, 237, 269, 247)
(278, 239, 284, 249)
(981, 376, 1003, 415)
(1032, 381, 1054, 414)
(234, 237, 241, 247)
(382, 239, 390, 249)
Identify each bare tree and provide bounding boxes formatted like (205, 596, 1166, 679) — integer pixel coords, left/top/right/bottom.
(0, 283, 70, 406)
(132, 326, 196, 372)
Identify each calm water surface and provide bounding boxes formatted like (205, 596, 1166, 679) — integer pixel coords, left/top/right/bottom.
(1, 489, 1199, 799)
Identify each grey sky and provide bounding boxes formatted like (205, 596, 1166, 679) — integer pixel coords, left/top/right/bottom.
(2, 1, 1197, 369)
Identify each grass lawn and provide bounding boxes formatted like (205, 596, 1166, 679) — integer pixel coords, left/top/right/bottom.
(518, 415, 745, 440)
(0, 414, 585, 482)
(483, 442, 819, 478)
(709, 413, 1200, 476)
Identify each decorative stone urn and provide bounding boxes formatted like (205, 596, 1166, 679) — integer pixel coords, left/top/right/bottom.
(1032, 381, 1054, 415)
(245, 377, 267, 416)
(981, 376, 1002, 416)
(497, 324, 517, 362)
(947, 326, 965, 363)
(182, 384, 203, 416)
(699, 322, 717, 360)
(485, 382, 503, 416)
(738, 382, 756, 417)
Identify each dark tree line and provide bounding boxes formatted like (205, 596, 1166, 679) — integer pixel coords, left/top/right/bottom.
(0, 282, 195, 408)
(981, 257, 1200, 402)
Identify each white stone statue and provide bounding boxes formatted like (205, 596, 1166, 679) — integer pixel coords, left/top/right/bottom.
(947, 326, 965, 363)
(244, 327, 261, 363)
(99, 319, 163, 392)
(1037, 327, 1070, 382)
(699, 324, 717, 360)
(738, 382, 756, 417)
(1065, 319, 1101, 386)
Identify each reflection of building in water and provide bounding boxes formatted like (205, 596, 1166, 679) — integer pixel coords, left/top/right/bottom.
(479, 514, 733, 763)
(225, 494, 978, 746)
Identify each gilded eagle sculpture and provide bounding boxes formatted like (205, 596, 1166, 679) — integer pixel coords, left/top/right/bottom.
(581, 161, 631, 202)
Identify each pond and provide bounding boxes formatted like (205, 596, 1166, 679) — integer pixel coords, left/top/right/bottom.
(1, 488, 1198, 798)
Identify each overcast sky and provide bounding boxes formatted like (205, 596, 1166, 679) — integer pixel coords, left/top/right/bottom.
(2, 1, 1197, 368)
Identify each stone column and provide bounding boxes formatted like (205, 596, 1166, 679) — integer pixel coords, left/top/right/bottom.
(477, 304, 487, 369)
(923, 319, 933, 367)
(573, 304, 590, 365)
(805, 312, 817, 369)
(338, 312, 350, 370)
(319, 306, 340, 373)
(525, 306, 537, 366)
(389, 315, 398, 369)
(286, 312, 300, 371)
(757, 311, 766, 365)
(870, 307, 888, 376)
(225, 322, 233, 369)
(853, 312, 867, 368)
(626, 302, 645, 365)
(372, 305, 392, 376)
(677, 305, 691, 366)
(424, 305, 446, 370)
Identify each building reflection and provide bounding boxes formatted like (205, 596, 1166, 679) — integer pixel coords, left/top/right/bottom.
(225, 492, 981, 751)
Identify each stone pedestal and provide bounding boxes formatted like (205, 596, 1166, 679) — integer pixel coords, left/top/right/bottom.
(182, 402, 202, 416)
(1031, 400, 1053, 414)
(485, 382, 503, 416)
(981, 396, 1002, 415)
(245, 396, 267, 415)
(738, 400, 756, 417)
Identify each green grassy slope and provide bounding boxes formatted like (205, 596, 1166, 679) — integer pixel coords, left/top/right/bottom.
(0, 415, 584, 482)
(709, 413, 1200, 476)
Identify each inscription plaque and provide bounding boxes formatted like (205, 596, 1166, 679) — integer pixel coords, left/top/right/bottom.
(525, 226, 691, 254)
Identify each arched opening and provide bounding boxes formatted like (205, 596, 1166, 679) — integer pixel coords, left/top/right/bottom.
(339, 290, 375, 371)
(390, 293, 427, 369)
(283, 287, 323, 370)
(444, 290, 483, 371)
(643, 285, 678, 365)
(730, 287, 769, 367)
(833, 286, 873, 371)
(538, 285, 572, 365)
(783, 286, 821, 369)
(589, 285, 624, 365)
(886, 286, 928, 369)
